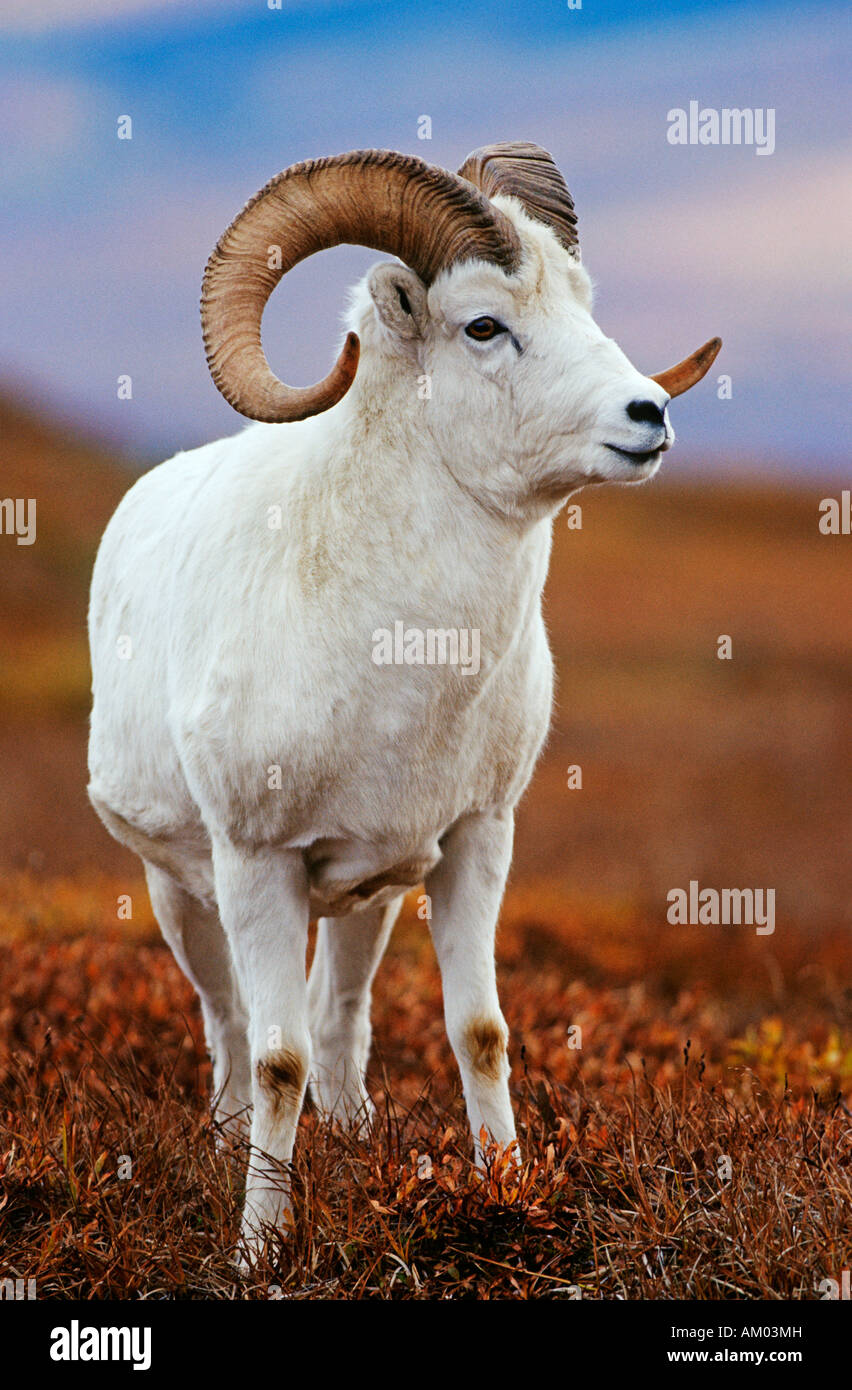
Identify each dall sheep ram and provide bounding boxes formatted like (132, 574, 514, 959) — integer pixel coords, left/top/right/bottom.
(87, 142, 720, 1256)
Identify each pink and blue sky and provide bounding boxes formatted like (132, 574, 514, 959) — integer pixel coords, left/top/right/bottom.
(1, 0, 849, 474)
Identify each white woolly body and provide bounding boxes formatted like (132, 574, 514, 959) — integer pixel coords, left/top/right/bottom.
(88, 408, 554, 914)
(87, 198, 673, 1254)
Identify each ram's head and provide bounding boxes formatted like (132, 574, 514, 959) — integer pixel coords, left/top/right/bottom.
(202, 143, 720, 505)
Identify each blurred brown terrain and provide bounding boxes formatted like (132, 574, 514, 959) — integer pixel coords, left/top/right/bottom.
(1, 886, 849, 1297)
(1, 387, 849, 927)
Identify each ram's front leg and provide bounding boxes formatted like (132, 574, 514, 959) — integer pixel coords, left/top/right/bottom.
(211, 837, 311, 1261)
(426, 808, 516, 1162)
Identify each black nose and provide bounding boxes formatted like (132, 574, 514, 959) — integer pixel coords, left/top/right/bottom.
(627, 398, 667, 428)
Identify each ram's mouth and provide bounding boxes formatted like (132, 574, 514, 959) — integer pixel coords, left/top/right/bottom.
(604, 443, 664, 466)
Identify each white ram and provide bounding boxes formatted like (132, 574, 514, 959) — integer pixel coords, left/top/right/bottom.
(87, 142, 720, 1256)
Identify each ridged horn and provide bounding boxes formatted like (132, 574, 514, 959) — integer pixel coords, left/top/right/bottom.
(652, 338, 722, 397)
(201, 148, 522, 423)
(458, 141, 579, 257)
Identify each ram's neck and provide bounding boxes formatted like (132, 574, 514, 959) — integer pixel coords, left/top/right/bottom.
(308, 359, 554, 644)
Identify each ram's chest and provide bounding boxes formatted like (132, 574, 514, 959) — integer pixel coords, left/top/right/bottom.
(305, 654, 552, 915)
(359, 655, 551, 814)
(181, 618, 554, 869)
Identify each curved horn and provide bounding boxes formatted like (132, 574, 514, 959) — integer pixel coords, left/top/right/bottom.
(652, 337, 722, 398)
(201, 149, 522, 423)
(458, 141, 579, 257)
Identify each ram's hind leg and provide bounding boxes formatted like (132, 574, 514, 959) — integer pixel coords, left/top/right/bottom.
(144, 861, 250, 1137)
(307, 896, 403, 1126)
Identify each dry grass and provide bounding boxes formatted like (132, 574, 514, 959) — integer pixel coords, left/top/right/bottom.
(1, 877, 849, 1300)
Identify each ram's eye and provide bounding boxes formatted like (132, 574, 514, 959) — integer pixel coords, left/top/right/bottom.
(465, 316, 506, 341)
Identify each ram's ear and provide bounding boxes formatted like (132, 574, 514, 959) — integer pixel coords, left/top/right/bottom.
(368, 263, 429, 341)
